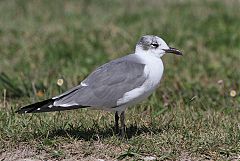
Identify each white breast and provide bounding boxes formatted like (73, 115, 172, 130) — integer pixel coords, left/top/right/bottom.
(116, 54, 164, 111)
(142, 55, 164, 90)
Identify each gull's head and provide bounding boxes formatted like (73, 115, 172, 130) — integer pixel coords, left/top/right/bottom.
(135, 35, 182, 58)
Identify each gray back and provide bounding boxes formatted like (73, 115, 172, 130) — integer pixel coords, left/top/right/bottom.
(54, 54, 147, 108)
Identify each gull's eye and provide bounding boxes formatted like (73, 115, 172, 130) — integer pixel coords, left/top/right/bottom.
(150, 43, 159, 48)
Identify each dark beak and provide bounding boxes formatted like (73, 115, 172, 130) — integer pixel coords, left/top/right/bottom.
(163, 47, 183, 55)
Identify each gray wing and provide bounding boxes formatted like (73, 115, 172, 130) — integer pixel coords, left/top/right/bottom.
(53, 54, 147, 108)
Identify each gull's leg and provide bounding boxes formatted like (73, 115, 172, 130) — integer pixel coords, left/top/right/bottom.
(115, 112, 119, 134)
(120, 111, 126, 138)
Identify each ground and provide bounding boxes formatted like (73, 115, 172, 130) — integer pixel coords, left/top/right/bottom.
(0, 0, 240, 160)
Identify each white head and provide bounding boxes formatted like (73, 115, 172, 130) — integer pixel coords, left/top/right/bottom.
(135, 35, 182, 58)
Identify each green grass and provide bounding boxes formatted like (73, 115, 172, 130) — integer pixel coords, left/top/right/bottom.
(0, 0, 240, 160)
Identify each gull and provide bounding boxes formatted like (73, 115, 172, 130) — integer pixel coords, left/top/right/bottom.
(16, 35, 182, 137)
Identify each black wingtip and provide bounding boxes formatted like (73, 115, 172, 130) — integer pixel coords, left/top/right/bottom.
(16, 99, 54, 114)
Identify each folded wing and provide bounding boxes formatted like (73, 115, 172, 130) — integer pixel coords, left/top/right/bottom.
(54, 54, 147, 108)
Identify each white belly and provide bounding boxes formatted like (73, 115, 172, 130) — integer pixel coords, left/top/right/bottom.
(116, 55, 164, 112)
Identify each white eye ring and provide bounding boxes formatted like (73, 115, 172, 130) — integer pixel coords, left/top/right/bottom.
(150, 43, 159, 48)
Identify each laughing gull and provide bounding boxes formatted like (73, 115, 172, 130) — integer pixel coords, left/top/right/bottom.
(16, 35, 182, 137)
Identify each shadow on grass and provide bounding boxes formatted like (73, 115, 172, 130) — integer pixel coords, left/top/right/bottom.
(48, 126, 114, 141)
(47, 124, 164, 141)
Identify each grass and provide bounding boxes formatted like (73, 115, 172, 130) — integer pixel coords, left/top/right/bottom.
(0, 0, 240, 160)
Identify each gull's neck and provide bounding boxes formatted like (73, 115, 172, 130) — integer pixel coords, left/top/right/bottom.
(135, 48, 161, 59)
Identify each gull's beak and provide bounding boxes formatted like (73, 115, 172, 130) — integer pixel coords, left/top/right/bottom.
(163, 47, 183, 56)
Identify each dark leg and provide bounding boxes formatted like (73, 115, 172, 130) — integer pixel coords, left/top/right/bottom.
(120, 111, 126, 138)
(115, 112, 119, 134)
